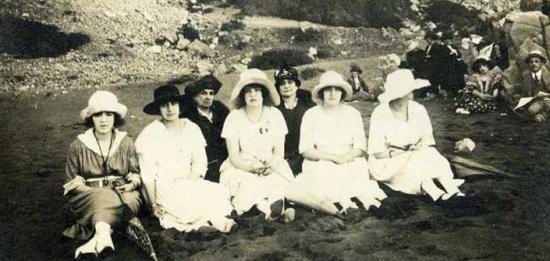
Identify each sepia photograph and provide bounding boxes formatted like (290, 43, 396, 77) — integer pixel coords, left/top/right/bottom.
(1, 0, 549, 260)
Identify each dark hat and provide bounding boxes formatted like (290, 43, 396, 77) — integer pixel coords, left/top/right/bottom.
(274, 65, 301, 88)
(350, 63, 363, 73)
(525, 50, 547, 64)
(185, 74, 222, 97)
(143, 84, 185, 115)
(471, 57, 494, 73)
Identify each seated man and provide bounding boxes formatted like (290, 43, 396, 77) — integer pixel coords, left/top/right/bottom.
(347, 64, 377, 101)
(273, 65, 315, 175)
(503, 50, 550, 122)
(182, 75, 230, 182)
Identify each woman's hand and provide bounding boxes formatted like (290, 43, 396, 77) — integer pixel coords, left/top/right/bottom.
(152, 204, 164, 218)
(115, 181, 138, 193)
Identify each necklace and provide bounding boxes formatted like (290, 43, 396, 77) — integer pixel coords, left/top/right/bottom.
(93, 129, 115, 184)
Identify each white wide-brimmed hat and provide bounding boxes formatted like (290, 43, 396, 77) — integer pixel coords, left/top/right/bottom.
(229, 68, 280, 106)
(80, 90, 128, 121)
(378, 69, 430, 103)
(311, 70, 352, 102)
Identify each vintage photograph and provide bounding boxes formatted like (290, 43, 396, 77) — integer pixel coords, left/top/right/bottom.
(1, 0, 549, 260)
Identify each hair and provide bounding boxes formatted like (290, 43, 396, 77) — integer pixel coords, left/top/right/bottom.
(84, 112, 125, 128)
(318, 86, 347, 101)
(275, 78, 300, 90)
(471, 59, 494, 73)
(235, 84, 273, 109)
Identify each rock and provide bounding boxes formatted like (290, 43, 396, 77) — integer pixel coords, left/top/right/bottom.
(240, 57, 251, 65)
(229, 64, 248, 74)
(308, 47, 318, 60)
(187, 40, 215, 58)
(214, 63, 228, 75)
(176, 39, 191, 50)
(17, 85, 31, 92)
(502, 11, 550, 88)
(332, 38, 344, 45)
(146, 45, 162, 54)
(195, 61, 214, 76)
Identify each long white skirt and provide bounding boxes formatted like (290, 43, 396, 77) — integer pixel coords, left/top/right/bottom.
(368, 147, 463, 195)
(219, 160, 294, 218)
(156, 179, 235, 232)
(288, 157, 387, 211)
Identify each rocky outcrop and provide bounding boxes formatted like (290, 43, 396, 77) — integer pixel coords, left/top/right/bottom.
(502, 11, 550, 85)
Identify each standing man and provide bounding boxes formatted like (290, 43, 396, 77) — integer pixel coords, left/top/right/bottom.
(274, 65, 315, 175)
(182, 75, 230, 182)
(503, 50, 550, 122)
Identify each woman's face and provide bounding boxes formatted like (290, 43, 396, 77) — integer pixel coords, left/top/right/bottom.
(322, 86, 343, 106)
(478, 64, 489, 74)
(244, 86, 264, 107)
(92, 111, 115, 134)
(278, 79, 298, 99)
(159, 100, 180, 122)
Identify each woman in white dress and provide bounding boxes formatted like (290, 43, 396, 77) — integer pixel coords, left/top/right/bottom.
(288, 71, 387, 213)
(220, 68, 295, 222)
(136, 84, 235, 232)
(368, 69, 465, 201)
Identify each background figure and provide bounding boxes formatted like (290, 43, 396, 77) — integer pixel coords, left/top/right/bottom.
(455, 57, 503, 113)
(502, 50, 550, 123)
(287, 71, 386, 213)
(136, 84, 235, 233)
(346, 63, 377, 101)
(368, 69, 464, 201)
(273, 64, 315, 175)
(220, 68, 295, 223)
(64, 91, 142, 259)
(182, 75, 230, 182)
(425, 31, 467, 96)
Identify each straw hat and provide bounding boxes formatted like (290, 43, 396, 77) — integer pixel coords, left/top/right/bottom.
(229, 68, 280, 106)
(80, 90, 127, 121)
(311, 70, 352, 102)
(143, 84, 186, 115)
(525, 50, 547, 64)
(378, 69, 431, 103)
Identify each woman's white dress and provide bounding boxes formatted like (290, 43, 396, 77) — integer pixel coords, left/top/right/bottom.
(367, 101, 463, 195)
(135, 119, 234, 232)
(289, 105, 386, 210)
(219, 106, 294, 217)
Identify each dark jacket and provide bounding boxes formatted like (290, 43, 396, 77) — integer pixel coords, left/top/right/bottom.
(182, 100, 229, 163)
(276, 89, 315, 174)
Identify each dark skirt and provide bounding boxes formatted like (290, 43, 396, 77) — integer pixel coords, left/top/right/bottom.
(64, 188, 141, 240)
(455, 85, 498, 113)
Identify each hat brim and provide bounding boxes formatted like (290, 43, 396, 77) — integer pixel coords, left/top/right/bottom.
(311, 81, 353, 103)
(142, 95, 186, 115)
(230, 77, 280, 107)
(80, 103, 128, 121)
(525, 53, 547, 64)
(378, 79, 430, 103)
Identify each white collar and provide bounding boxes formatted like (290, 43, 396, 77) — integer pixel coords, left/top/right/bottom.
(283, 98, 298, 109)
(78, 128, 127, 157)
(532, 70, 542, 80)
(197, 107, 213, 122)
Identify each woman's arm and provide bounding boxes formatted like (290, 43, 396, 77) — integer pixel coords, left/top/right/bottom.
(63, 141, 94, 196)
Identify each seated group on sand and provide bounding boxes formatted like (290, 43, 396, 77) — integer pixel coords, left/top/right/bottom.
(63, 65, 472, 258)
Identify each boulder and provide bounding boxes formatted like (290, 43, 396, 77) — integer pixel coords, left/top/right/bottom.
(176, 39, 191, 50)
(187, 40, 215, 58)
(502, 11, 550, 87)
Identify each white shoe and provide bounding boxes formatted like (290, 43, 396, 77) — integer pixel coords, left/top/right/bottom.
(282, 208, 295, 223)
(74, 235, 98, 259)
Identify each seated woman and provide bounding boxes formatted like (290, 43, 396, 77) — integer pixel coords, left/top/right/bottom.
(220, 68, 295, 222)
(135, 84, 235, 233)
(63, 91, 142, 258)
(455, 57, 503, 113)
(289, 71, 387, 213)
(368, 69, 465, 201)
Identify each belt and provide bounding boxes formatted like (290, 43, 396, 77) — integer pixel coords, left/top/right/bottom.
(85, 176, 126, 189)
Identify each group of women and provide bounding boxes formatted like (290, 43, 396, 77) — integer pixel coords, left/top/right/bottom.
(63, 68, 465, 258)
